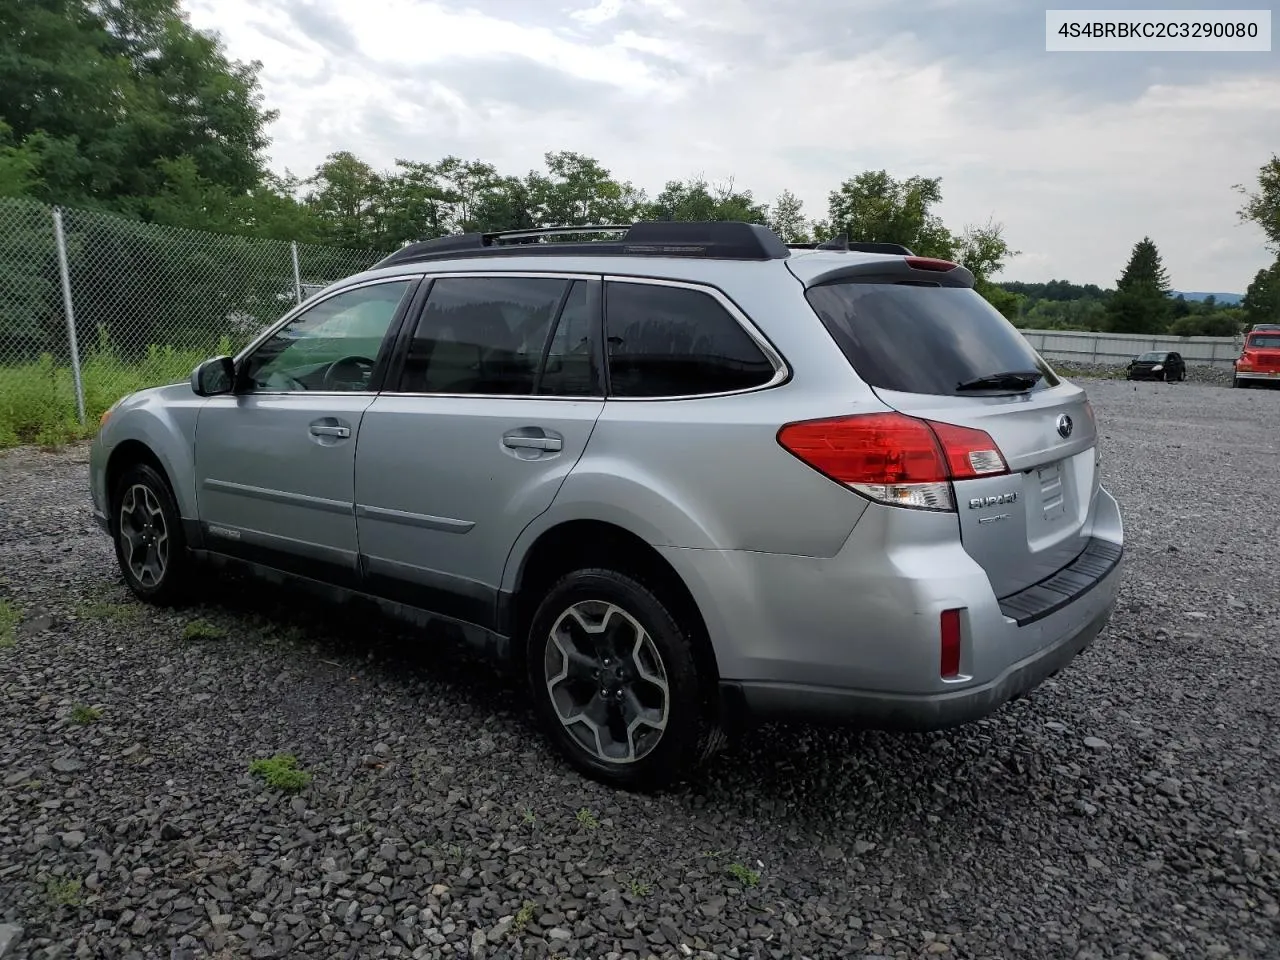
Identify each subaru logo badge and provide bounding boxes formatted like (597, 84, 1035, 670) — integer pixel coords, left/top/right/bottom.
(1056, 414, 1073, 439)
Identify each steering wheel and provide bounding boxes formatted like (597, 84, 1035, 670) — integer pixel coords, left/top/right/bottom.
(321, 355, 375, 390)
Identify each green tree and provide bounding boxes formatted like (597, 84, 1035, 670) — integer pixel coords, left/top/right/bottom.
(1236, 155, 1280, 254)
(304, 152, 387, 248)
(0, 0, 274, 213)
(767, 189, 810, 243)
(1105, 237, 1170, 334)
(956, 219, 1020, 319)
(825, 171, 954, 257)
(1241, 262, 1280, 326)
(644, 176, 767, 223)
(526, 151, 644, 227)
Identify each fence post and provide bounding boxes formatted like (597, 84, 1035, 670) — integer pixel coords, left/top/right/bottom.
(51, 206, 86, 426)
(291, 240, 303, 304)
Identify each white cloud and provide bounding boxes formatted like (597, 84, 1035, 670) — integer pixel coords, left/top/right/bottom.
(185, 0, 1277, 290)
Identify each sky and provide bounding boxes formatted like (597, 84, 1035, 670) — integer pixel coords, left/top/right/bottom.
(183, 0, 1279, 292)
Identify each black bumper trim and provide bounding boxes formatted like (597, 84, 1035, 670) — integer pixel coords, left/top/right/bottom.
(997, 537, 1123, 627)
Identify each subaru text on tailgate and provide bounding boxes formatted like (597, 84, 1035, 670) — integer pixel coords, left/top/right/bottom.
(89, 221, 1125, 789)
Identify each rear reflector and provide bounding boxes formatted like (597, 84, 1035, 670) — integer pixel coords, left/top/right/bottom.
(940, 608, 962, 678)
(776, 412, 1008, 512)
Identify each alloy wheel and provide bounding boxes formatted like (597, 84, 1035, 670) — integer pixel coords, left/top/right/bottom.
(118, 483, 169, 587)
(543, 600, 670, 764)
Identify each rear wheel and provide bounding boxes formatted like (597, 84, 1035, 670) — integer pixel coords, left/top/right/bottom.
(111, 462, 194, 606)
(525, 568, 722, 790)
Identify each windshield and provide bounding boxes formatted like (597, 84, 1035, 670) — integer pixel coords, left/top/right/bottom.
(804, 282, 1060, 396)
(1247, 335, 1280, 349)
(1137, 351, 1167, 362)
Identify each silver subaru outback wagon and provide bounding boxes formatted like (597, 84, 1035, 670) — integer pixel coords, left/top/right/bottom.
(89, 221, 1124, 789)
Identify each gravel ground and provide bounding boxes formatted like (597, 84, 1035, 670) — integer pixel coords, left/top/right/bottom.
(2, 379, 1279, 960)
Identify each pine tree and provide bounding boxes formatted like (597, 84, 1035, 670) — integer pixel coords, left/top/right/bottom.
(1106, 237, 1171, 334)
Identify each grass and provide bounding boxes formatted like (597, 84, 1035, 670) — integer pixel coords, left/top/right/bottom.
(75, 600, 139, 622)
(511, 901, 536, 935)
(45, 877, 83, 907)
(0, 599, 18, 649)
(182, 619, 225, 642)
(575, 807, 599, 830)
(249, 753, 312, 793)
(69, 704, 102, 725)
(0, 336, 235, 450)
(726, 862, 761, 888)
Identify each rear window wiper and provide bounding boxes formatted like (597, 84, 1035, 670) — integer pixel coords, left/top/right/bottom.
(955, 370, 1043, 391)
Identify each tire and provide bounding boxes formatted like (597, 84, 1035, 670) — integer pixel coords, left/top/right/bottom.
(111, 462, 194, 606)
(525, 568, 722, 790)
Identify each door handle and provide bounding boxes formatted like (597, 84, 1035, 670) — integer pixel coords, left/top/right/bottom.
(310, 424, 351, 438)
(502, 435, 562, 452)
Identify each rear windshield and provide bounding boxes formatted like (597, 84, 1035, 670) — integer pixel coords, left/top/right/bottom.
(1248, 335, 1280, 349)
(804, 282, 1060, 396)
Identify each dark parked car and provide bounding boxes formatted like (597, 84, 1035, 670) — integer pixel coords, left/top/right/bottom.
(1127, 350, 1185, 382)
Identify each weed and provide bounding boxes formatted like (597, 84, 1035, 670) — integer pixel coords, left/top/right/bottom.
(74, 601, 139, 622)
(0, 338, 236, 450)
(45, 877, 83, 907)
(0, 599, 18, 649)
(182, 619, 225, 642)
(575, 807, 599, 830)
(279, 624, 308, 644)
(726, 862, 760, 887)
(69, 704, 102, 725)
(630, 878, 651, 897)
(511, 901, 536, 934)
(521, 807, 536, 826)
(248, 753, 311, 793)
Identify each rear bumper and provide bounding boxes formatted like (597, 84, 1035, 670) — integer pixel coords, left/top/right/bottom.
(662, 485, 1125, 731)
(1235, 370, 1280, 382)
(722, 573, 1116, 730)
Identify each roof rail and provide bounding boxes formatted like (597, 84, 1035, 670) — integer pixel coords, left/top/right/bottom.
(372, 221, 792, 268)
(786, 236, 915, 256)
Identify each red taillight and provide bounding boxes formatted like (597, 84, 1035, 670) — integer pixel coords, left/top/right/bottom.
(776, 413, 950, 485)
(928, 420, 1011, 480)
(776, 412, 1007, 512)
(905, 256, 958, 272)
(940, 608, 962, 678)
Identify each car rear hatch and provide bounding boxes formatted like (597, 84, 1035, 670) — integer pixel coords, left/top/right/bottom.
(800, 257, 1101, 600)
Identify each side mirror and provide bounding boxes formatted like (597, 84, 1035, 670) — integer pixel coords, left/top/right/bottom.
(191, 356, 236, 397)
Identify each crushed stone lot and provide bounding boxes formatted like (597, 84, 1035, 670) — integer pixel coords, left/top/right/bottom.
(1, 378, 1279, 960)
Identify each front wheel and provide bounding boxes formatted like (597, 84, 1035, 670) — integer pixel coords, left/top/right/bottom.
(111, 462, 194, 606)
(525, 568, 722, 790)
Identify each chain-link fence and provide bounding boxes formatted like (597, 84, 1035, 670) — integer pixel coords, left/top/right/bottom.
(0, 197, 387, 447)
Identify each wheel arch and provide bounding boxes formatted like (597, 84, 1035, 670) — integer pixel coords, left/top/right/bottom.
(105, 440, 180, 532)
(505, 518, 722, 693)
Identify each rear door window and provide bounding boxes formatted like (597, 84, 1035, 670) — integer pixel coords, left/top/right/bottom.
(804, 282, 1060, 396)
(604, 281, 777, 397)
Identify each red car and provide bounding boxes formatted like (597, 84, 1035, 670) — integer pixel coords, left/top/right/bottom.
(1234, 324, 1280, 388)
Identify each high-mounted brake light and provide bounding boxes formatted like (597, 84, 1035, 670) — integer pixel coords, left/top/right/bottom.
(776, 412, 1008, 512)
(904, 256, 958, 272)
